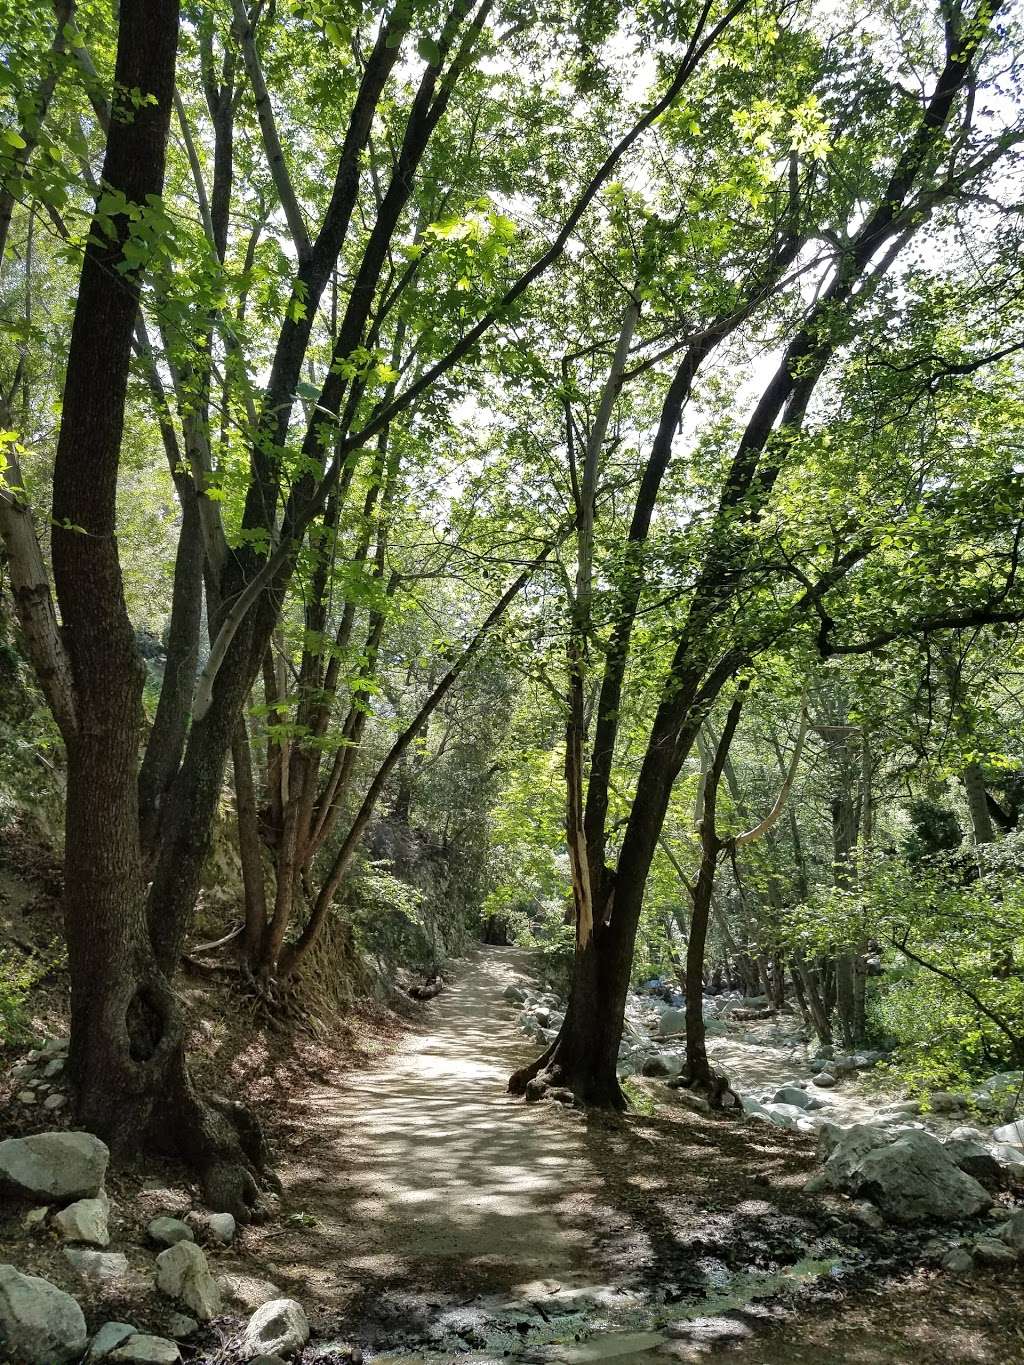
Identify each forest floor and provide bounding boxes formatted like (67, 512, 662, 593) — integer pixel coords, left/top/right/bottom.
(4, 845, 1024, 1365)
(237, 947, 1024, 1364)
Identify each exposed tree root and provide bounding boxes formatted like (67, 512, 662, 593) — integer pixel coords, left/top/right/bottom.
(670, 1062, 741, 1111)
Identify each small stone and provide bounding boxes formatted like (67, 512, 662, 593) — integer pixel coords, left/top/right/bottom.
(164, 1312, 198, 1339)
(852, 1200, 886, 1230)
(88, 1322, 137, 1359)
(206, 1211, 236, 1244)
(941, 1245, 974, 1273)
(64, 1248, 129, 1285)
(147, 1216, 195, 1248)
(242, 1298, 310, 1358)
(43, 1093, 67, 1111)
(55, 1191, 110, 1246)
(23, 1206, 49, 1230)
(0, 1264, 88, 1364)
(43, 1057, 65, 1078)
(249, 1358, 287, 1365)
(108, 1334, 181, 1363)
(813, 1073, 837, 1088)
(154, 1241, 221, 1321)
(524, 1077, 547, 1102)
(18, 1090, 37, 1104)
(42, 1036, 68, 1055)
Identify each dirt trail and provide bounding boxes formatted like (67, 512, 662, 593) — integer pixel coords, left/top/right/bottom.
(245, 948, 596, 1326)
(234, 947, 1024, 1365)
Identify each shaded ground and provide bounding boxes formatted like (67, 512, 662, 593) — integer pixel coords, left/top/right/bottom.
(238, 947, 1024, 1362)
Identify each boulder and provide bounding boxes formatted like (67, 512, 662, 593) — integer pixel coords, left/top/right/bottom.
(928, 1090, 966, 1114)
(641, 1053, 683, 1079)
(54, 1191, 110, 1246)
(997, 1210, 1024, 1251)
(949, 1126, 988, 1143)
(242, 1298, 310, 1358)
(974, 1072, 1023, 1118)
(852, 1130, 992, 1223)
(822, 1124, 891, 1187)
(992, 1118, 1024, 1147)
(502, 984, 527, 1004)
(0, 1265, 88, 1364)
(64, 1249, 130, 1285)
(772, 1086, 819, 1110)
(88, 1322, 136, 1359)
(812, 1072, 837, 1088)
(658, 1007, 687, 1037)
(147, 1217, 195, 1248)
(108, 1336, 181, 1364)
(154, 1242, 222, 1321)
(992, 1142, 1024, 1173)
(972, 1236, 1017, 1266)
(0, 1131, 109, 1201)
(943, 1139, 1004, 1188)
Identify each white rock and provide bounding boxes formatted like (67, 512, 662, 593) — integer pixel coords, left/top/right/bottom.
(55, 1190, 110, 1246)
(22, 1206, 48, 1230)
(0, 1263, 88, 1364)
(0, 1131, 109, 1200)
(64, 1248, 130, 1285)
(242, 1298, 310, 1358)
(108, 1334, 182, 1363)
(992, 1142, 1024, 1169)
(155, 1241, 222, 1321)
(44, 1093, 67, 1111)
(992, 1118, 1024, 1147)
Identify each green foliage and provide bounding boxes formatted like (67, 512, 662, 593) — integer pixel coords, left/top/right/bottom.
(0, 943, 64, 1047)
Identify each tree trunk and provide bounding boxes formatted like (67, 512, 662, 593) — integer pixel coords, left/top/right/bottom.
(44, 2, 271, 1217)
(963, 760, 995, 845)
